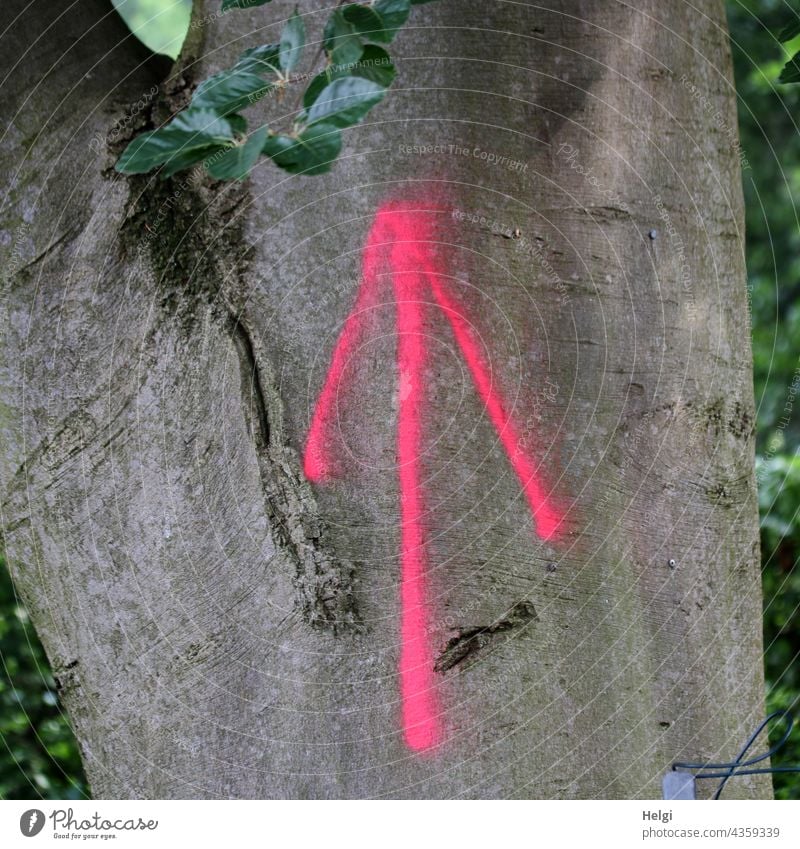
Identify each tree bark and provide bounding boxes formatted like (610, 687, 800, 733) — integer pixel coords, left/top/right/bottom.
(0, 0, 770, 798)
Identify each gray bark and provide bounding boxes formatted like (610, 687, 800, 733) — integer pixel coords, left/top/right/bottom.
(0, 0, 770, 798)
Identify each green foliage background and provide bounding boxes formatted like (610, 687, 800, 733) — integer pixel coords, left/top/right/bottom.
(1, 0, 799, 799)
(729, 0, 800, 799)
(0, 562, 87, 799)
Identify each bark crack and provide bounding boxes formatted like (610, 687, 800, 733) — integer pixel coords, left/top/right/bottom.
(434, 600, 539, 673)
(227, 314, 361, 633)
(229, 316, 270, 448)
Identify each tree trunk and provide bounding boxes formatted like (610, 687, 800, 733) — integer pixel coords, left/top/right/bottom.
(0, 0, 769, 798)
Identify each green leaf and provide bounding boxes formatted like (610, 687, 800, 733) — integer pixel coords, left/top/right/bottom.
(227, 114, 248, 135)
(116, 109, 235, 174)
(221, 0, 273, 10)
(235, 43, 281, 75)
(207, 126, 269, 180)
(778, 15, 800, 43)
(306, 76, 386, 127)
(160, 144, 231, 178)
(324, 9, 364, 65)
(373, 0, 411, 42)
(280, 9, 306, 73)
(192, 69, 273, 114)
(263, 123, 342, 175)
(116, 131, 167, 174)
(346, 44, 396, 85)
(303, 73, 332, 111)
(779, 51, 800, 83)
(303, 45, 395, 109)
(342, 4, 390, 43)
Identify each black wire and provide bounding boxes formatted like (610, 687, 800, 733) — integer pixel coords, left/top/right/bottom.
(671, 710, 800, 799)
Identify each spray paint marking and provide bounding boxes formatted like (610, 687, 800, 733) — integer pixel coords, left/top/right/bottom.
(303, 200, 564, 751)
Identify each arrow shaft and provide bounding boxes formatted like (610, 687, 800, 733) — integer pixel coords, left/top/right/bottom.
(392, 240, 441, 752)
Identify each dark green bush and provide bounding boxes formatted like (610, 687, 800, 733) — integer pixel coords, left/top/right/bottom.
(0, 555, 87, 799)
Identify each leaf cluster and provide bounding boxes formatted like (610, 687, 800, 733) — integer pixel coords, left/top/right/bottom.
(117, 0, 439, 179)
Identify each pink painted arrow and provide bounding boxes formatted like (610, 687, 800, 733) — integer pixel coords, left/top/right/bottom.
(303, 198, 563, 752)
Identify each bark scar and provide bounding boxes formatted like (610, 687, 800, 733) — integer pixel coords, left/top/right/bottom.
(434, 600, 539, 673)
(227, 315, 360, 632)
(53, 659, 80, 695)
